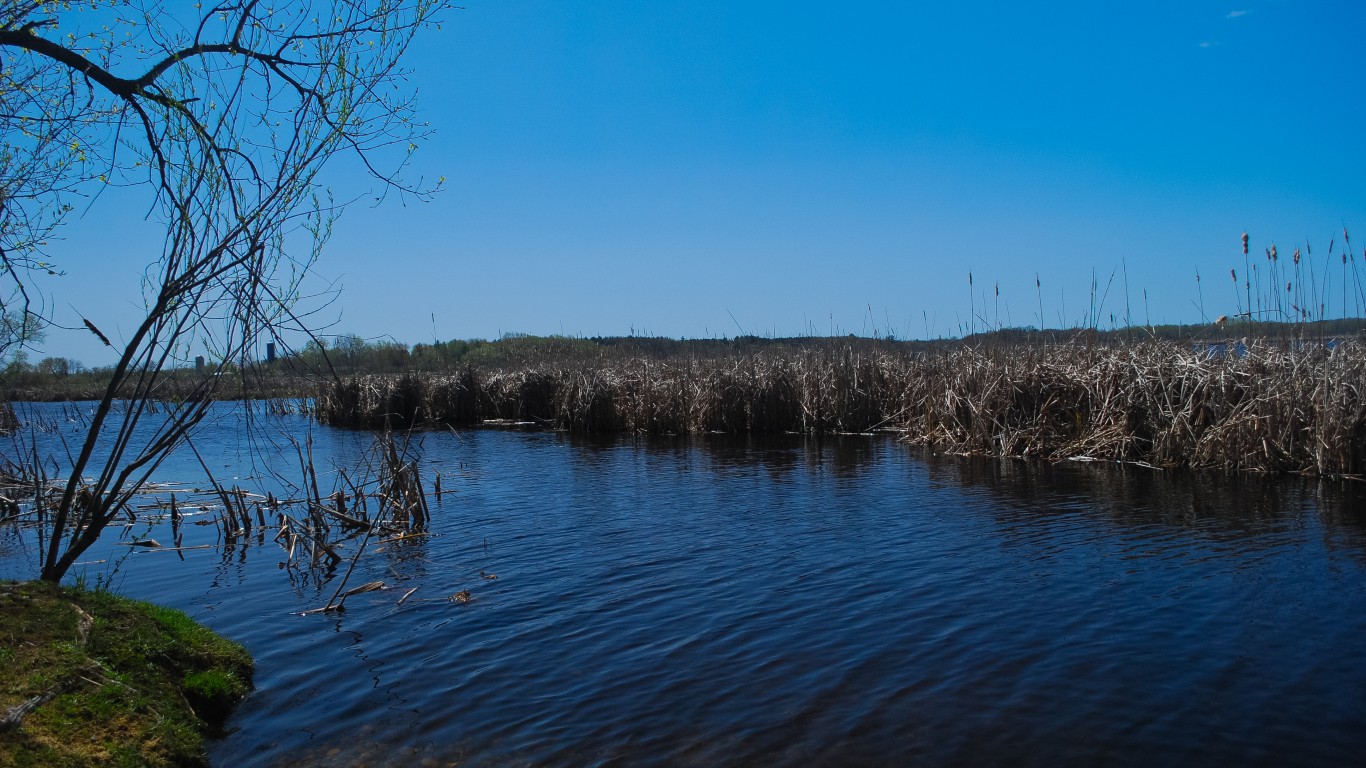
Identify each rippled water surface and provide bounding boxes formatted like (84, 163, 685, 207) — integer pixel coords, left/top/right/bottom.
(4, 402, 1366, 766)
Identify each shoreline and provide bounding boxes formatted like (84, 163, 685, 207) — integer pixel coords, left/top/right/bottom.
(0, 580, 253, 767)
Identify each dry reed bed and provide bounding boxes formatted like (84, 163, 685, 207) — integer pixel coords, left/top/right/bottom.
(902, 340, 1366, 475)
(314, 340, 1366, 476)
(316, 347, 909, 435)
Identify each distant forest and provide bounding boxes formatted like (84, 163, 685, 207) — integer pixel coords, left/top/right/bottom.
(4, 317, 1364, 402)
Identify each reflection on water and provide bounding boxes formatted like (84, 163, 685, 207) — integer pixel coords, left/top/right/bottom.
(3, 403, 1366, 766)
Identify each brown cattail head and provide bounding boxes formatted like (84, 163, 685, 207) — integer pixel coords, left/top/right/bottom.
(83, 318, 112, 347)
(1269, 245, 1277, 261)
(1231, 268, 1237, 282)
(1293, 248, 1301, 265)
(1287, 282, 1292, 293)
(1242, 233, 1250, 255)
(968, 271, 973, 286)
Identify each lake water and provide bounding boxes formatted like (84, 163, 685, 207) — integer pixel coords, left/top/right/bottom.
(3, 402, 1366, 766)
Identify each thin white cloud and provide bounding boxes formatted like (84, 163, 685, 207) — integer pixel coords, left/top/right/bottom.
(1199, 41, 1222, 48)
(1227, 9, 1252, 18)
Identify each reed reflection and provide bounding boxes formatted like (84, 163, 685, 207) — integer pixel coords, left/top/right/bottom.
(920, 452, 1366, 551)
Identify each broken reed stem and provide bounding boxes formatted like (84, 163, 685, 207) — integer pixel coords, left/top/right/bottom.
(266, 426, 436, 572)
(410, 460, 429, 527)
(307, 435, 323, 515)
(323, 515, 381, 612)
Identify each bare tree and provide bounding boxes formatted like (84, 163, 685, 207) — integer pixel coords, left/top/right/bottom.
(0, 0, 451, 581)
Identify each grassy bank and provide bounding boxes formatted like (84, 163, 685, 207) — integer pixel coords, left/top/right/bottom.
(0, 368, 318, 404)
(315, 338, 1366, 476)
(0, 581, 253, 767)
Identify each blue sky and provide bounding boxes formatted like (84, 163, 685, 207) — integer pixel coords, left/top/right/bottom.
(34, 1, 1366, 364)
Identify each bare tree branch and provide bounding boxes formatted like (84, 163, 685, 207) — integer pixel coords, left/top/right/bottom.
(0, 0, 452, 581)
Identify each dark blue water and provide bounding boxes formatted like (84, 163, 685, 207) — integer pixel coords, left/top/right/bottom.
(3, 402, 1366, 766)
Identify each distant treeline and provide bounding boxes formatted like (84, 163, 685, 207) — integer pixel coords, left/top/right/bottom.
(7, 322, 1366, 476)
(4, 318, 1365, 402)
(315, 317, 1366, 371)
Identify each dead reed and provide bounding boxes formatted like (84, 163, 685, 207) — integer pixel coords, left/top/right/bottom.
(899, 339, 1366, 475)
(315, 338, 1366, 476)
(316, 345, 913, 435)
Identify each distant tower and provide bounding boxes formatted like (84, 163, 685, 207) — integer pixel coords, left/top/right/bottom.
(195, 355, 205, 372)
(266, 342, 277, 363)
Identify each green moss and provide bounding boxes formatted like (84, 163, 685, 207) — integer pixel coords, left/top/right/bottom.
(182, 669, 250, 724)
(0, 580, 254, 767)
